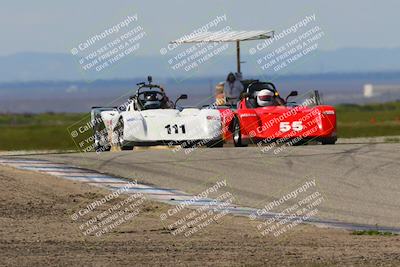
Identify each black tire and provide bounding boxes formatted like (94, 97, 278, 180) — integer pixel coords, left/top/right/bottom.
(321, 137, 337, 145)
(206, 139, 224, 148)
(95, 143, 111, 152)
(93, 127, 111, 152)
(233, 117, 247, 147)
(115, 118, 134, 150)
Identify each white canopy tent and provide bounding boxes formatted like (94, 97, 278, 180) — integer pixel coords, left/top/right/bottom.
(170, 30, 274, 73)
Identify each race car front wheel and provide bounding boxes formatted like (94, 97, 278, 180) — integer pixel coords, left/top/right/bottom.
(93, 123, 111, 152)
(115, 118, 134, 151)
(233, 117, 247, 147)
(94, 131, 111, 152)
(321, 137, 337, 145)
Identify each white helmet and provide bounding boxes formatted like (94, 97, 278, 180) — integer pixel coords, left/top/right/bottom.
(256, 89, 274, 107)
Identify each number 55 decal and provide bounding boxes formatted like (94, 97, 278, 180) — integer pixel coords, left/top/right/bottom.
(279, 121, 303, 132)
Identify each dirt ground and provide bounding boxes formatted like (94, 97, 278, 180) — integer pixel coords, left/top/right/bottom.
(0, 165, 399, 267)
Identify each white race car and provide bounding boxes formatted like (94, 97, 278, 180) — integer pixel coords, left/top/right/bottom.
(92, 76, 223, 151)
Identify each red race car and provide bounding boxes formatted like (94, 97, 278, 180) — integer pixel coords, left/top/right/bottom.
(169, 30, 337, 146)
(218, 80, 337, 147)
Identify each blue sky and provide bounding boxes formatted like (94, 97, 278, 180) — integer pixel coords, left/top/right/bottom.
(1, 0, 399, 56)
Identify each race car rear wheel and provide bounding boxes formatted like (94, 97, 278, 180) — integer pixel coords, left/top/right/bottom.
(233, 117, 247, 147)
(115, 118, 134, 151)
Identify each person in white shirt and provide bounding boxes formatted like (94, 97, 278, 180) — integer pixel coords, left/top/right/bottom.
(224, 72, 244, 105)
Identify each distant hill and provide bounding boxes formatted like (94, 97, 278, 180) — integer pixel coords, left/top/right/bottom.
(1, 71, 400, 113)
(0, 47, 399, 82)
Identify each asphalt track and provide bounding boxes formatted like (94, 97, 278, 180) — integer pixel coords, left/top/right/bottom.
(5, 142, 400, 230)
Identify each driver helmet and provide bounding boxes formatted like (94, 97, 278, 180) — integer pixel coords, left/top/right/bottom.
(256, 89, 274, 107)
(143, 93, 161, 109)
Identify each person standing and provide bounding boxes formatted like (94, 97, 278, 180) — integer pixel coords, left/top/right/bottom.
(224, 72, 244, 105)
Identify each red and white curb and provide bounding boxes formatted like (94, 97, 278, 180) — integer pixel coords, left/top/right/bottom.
(1, 157, 399, 234)
(0, 158, 236, 207)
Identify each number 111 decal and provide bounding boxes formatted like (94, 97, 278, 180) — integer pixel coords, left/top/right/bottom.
(165, 124, 186, 134)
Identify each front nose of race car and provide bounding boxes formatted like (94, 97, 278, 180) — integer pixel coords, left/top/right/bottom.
(240, 105, 337, 141)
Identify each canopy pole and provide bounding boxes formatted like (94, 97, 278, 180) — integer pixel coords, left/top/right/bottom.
(236, 41, 240, 74)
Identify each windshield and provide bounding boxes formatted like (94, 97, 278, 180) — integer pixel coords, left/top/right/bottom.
(136, 89, 174, 110)
(286, 90, 322, 107)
